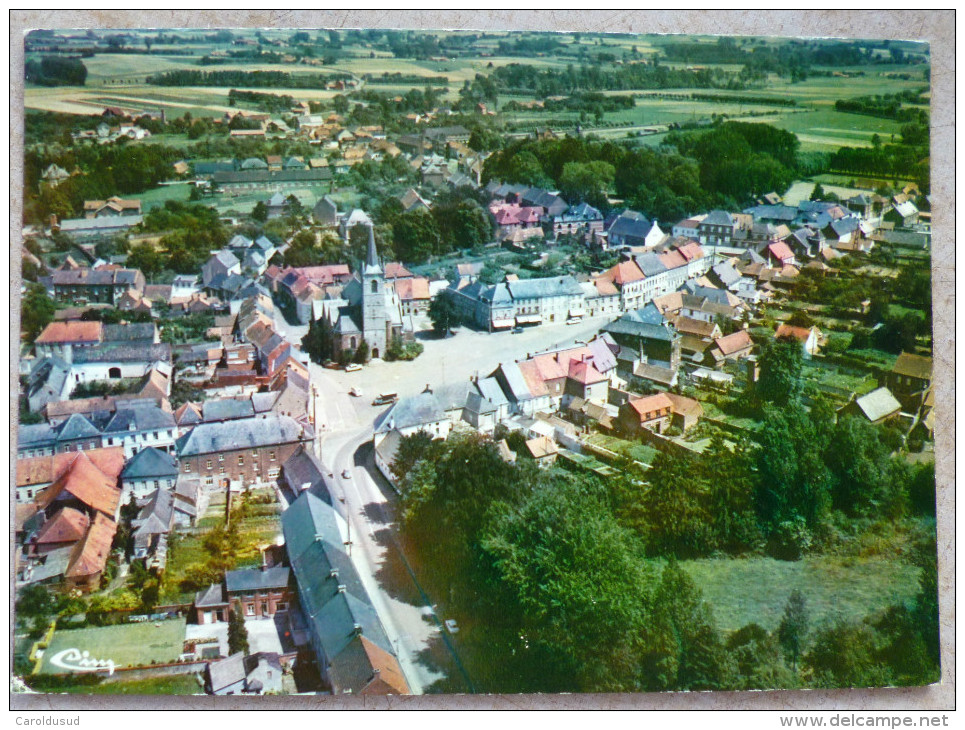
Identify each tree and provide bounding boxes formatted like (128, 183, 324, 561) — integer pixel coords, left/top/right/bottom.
(428, 294, 461, 336)
(646, 559, 731, 691)
(559, 160, 615, 209)
(353, 338, 370, 363)
(251, 200, 268, 222)
(777, 589, 808, 670)
(301, 314, 334, 364)
(804, 619, 886, 688)
(810, 183, 826, 201)
(726, 623, 794, 690)
(126, 242, 164, 279)
(754, 338, 804, 407)
(227, 604, 250, 655)
(640, 451, 708, 557)
(392, 208, 441, 264)
(20, 283, 56, 344)
(391, 430, 442, 484)
(480, 477, 652, 692)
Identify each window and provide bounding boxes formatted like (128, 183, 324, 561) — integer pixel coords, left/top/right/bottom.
(206, 460, 213, 470)
(219, 466, 225, 475)
(218, 454, 224, 463)
(184, 463, 192, 473)
(268, 467, 280, 479)
(108, 438, 114, 446)
(238, 455, 244, 466)
(245, 604, 254, 616)
(269, 451, 276, 462)
(205, 476, 214, 486)
(154, 480, 160, 489)
(167, 430, 173, 438)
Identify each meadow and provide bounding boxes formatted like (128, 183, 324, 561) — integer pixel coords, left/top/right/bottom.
(682, 556, 921, 633)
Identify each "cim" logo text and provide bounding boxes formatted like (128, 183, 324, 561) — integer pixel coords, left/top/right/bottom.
(49, 648, 116, 675)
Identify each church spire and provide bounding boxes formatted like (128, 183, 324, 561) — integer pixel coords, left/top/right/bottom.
(366, 223, 378, 269)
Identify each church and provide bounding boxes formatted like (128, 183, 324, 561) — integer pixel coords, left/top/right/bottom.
(327, 223, 415, 361)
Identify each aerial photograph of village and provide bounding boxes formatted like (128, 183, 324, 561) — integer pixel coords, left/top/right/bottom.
(13, 26, 939, 699)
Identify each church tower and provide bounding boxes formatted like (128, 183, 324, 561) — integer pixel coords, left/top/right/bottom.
(360, 223, 389, 359)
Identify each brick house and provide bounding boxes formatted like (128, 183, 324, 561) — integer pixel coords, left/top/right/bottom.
(175, 414, 312, 491)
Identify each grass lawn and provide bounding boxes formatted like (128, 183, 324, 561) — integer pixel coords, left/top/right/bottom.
(40, 618, 187, 673)
(134, 183, 193, 211)
(584, 433, 659, 465)
(681, 556, 921, 633)
(50, 673, 203, 695)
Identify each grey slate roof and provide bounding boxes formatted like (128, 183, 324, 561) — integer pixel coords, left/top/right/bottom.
(634, 252, 668, 277)
(852, 387, 902, 422)
(102, 323, 157, 344)
(208, 653, 246, 693)
(72, 342, 171, 365)
(225, 566, 291, 593)
(476, 376, 510, 409)
(57, 413, 102, 441)
(176, 414, 305, 457)
(507, 275, 583, 299)
(373, 390, 446, 434)
(282, 446, 331, 497)
(203, 398, 255, 422)
(103, 405, 176, 435)
(122, 446, 179, 480)
(702, 209, 734, 227)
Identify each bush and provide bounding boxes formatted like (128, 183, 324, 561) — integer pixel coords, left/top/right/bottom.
(768, 517, 812, 561)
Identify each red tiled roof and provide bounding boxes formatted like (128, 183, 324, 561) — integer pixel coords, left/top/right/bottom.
(516, 360, 550, 398)
(35, 321, 103, 345)
(628, 392, 674, 419)
(567, 358, 607, 385)
(392, 277, 431, 302)
(358, 636, 411, 695)
(767, 241, 795, 262)
(664, 392, 704, 419)
(658, 250, 688, 270)
(383, 262, 414, 279)
(714, 330, 754, 357)
(35, 507, 90, 546)
(775, 324, 815, 343)
(35, 450, 123, 518)
(65, 513, 117, 580)
(604, 260, 645, 286)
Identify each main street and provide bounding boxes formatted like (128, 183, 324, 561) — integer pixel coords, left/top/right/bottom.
(271, 312, 616, 693)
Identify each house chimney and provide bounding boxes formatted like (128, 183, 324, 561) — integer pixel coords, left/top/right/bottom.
(337, 584, 346, 593)
(329, 569, 339, 579)
(352, 623, 362, 636)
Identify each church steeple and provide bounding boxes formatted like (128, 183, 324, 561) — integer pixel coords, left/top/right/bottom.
(365, 223, 380, 271)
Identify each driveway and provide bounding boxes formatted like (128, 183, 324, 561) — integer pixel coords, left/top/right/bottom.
(184, 612, 294, 658)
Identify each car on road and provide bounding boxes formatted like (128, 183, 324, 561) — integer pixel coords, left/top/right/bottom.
(345, 363, 362, 372)
(566, 317, 582, 325)
(511, 326, 524, 334)
(342, 469, 352, 479)
(445, 619, 459, 634)
(349, 387, 363, 397)
(372, 392, 398, 406)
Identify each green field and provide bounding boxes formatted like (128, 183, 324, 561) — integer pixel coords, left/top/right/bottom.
(682, 556, 921, 633)
(133, 183, 193, 211)
(40, 618, 186, 673)
(584, 433, 659, 465)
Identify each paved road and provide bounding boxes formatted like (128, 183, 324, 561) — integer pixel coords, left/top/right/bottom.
(271, 312, 615, 693)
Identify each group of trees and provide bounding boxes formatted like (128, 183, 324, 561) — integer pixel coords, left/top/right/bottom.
(834, 90, 929, 124)
(391, 430, 938, 693)
(148, 69, 337, 90)
(25, 56, 88, 86)
(483, 124, 799, 222)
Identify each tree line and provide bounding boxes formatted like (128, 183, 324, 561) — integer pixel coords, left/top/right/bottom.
(25, 56, 87, 86)
(148, 69, 341, 89)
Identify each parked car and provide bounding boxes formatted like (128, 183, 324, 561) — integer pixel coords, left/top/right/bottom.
(372, 392, 398, 406)
(566, 317, 581, 325)
(445, 619, 459, 634)
(512, 327, 524, 334)
(342, 469, 352, 479)
(345, 363, 362, 372)
(349, 387, 363, 397)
